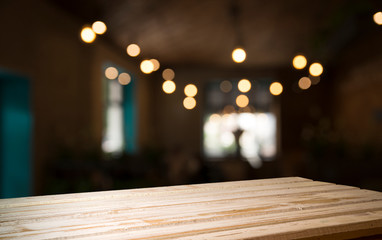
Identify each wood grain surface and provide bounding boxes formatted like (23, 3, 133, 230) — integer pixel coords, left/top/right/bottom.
(1, 177, 382, 239)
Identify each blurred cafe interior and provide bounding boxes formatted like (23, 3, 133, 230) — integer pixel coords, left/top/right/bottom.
(1, 0, 382, 198)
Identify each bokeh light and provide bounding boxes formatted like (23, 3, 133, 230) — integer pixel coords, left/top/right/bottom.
(238, 79, 251, 93)
(150, 59, 160, 71)
(184, 84, 197, 97)
(292, 55, 307, 69)
(232, 48, 246, 63)
(209, 113, 221, 122)
(118, 73, 131, 85)
(140, 60, 154, 74)
(162, 68, 175, 80)
(92, 21, 107, 35)
(236, 95, 249, 108)
(183, 97, 196, 110)
(373, 12, 382, 25)
(162, 80, 176, 94)
(221, 132, 235, 147)
(105, 67, 118, 80)
(269, 82, 283, 96)
(126, 44, 140, 57)
(240, 105, 254, 113)
(220, 80, 232, 93)
(310, 76, 321, 85)
(80, 27, 96, 43)
(223, 105, 236, 114)
(309, 62, 323, 76)
(298, 77, 312, 90)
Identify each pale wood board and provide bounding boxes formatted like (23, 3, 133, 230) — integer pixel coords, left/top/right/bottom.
(1, 177, 382, 239)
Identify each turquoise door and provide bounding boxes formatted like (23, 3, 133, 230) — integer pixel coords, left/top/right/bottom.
(0, 70, 32, 198)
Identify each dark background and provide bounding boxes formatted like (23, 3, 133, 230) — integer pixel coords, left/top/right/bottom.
(0, 0, 381, 197)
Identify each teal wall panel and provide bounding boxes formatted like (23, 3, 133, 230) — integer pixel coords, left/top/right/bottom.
(0, 70, 32, 198)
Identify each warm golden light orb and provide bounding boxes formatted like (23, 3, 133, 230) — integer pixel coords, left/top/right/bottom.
(309, 62, 323, 76)
(269, 82, 283, 96)
(80, 27, 96, 43)
(232, 48, 246, 63)
(150, 59, 160, 71)
(220, 80, 232, 93)
(162, 68, 175, 80)
(183, 97, 196, 110)
(292, 55, 307, 69)
(223, 105, 236, 114)
(298, 77, 312, 90)
(105, 67, 118, 80)
(126, 44, 140, 57)
(140, 60, 154, 74)
(236, 95, 249, 108)
(92, 21, 107, 35)
(373, 12, 382, 25)
(310, 76, 321, 85)
(118, 73, 131, 85)
(184, 84, 198, 97)
(238, 79, 251, 93)
(209, 114, 221, 122)
(162, 80, 176, 94)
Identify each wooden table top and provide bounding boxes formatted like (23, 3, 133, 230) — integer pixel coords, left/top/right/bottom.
(1, 177, 382, 239)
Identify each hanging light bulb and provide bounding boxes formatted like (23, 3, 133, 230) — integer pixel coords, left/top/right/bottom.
(232, 47, 246, 63)
(309, 63, 323, 77)
(292, 55, 307, 69)
(269, 82, 283, 96)
(80, 27, 96, 43)
(92, 21, 107, 35)
(373, 12, 382, 25)
(183, 97, 196, 110)
(140, 60, 154, 74)
(127, 44, 140, 57)
(184, 84, 197, 97)
(162, 80, 176, 94)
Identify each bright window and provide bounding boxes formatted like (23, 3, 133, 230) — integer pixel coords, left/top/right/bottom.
(203, 79, 278, 168)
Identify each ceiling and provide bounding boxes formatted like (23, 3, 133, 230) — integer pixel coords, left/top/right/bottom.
(50, 0, 381, 69)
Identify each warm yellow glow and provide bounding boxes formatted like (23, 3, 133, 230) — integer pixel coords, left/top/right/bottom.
(220, 80, 232, 93)
(236, 95, 249, 108)
(373, 12, 382, 25)
(232, 48, 246, 63)
(105, 67, 118, 80)
(80, 27, 96, 43)
(150, 59, 160, 71)
(311, 76, 321, 85)
(269, 82, 283, 96)
(240, 105, 253, 113)
(183, 97, 196, 110)
(184, 84, 197, 97)
(209, 114, 221, 122)
(223, 105, 235, 113)
(309, 62, 323, 76)
(292, 55, 307, 69)
(118, 73, 131, 85)
(140, 60, 154, 74)
(92, 21, 107, 35)
(126, 44, 140, 57)
(162, 68, 175, 80)
(298, 77, 311, 90)
(238, 79, 251, 93)
(162, 80, 176, 94)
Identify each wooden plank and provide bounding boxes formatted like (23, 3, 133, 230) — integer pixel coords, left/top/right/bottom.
(0, 182, 356, 220)
(0, 177, 381, 240)
(0, 177, 309, 208)
(3, 200, 382, 239)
